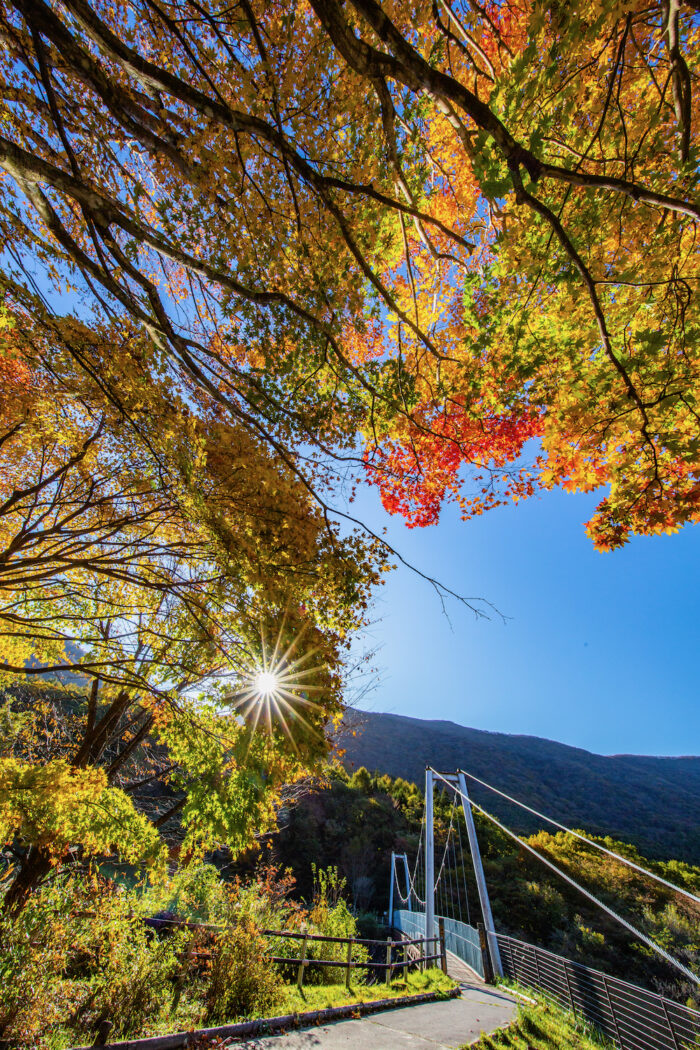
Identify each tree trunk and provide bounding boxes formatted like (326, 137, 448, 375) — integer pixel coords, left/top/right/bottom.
(2, 844, 56, 915)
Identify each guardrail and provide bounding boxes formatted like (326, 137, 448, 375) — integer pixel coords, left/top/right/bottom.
(497, 933, 700, 1050)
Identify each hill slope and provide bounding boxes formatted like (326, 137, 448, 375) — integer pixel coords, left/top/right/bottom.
(338, 710, 700, 864)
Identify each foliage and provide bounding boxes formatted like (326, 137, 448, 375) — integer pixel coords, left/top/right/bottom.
(142, 863, 230, 925)
(1, 0, 699, 555)
(0, 285, 383, 912)
(204, 919, 280, 1025)
(302, 865, 370, 983)
(0, 864, 441, 1047)
(0, 757, 165, 872)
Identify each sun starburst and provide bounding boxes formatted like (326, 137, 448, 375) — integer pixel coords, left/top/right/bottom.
(227, 618, 328, 754)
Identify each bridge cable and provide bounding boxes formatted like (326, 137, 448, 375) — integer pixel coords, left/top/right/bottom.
(433, 771, 700, 988)
(458, 768, 700, 906)
(455, 810, 471, 927)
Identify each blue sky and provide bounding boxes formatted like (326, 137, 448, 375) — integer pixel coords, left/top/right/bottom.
(347, 481, 699, 758)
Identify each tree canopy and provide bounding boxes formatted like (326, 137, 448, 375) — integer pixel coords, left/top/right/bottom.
(1, 0, 699, 550)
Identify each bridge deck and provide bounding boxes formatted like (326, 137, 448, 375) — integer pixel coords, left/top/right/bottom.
(445, 948, 484, 985)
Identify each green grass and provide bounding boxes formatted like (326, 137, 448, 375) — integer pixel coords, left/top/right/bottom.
(466, 990, 616, 1050)
(281, 967, 457, 1015)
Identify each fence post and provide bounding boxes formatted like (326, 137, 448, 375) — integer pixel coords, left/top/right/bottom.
(562, 957, 575, 1017)
(297, 928, 308, 991)
(660, 997, 681, 1050)
(92, 1020, 113, 1047)
(438, 917, 447, 974)
(385, 936, 392, 985)
(345, 938, 353, 991)
(478, 923, 494, 984)
(602, 973, 623, 1047)
(171, 935, 197, 1013)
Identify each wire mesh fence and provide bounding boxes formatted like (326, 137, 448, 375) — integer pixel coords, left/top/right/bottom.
(497, 933, 700, 1050)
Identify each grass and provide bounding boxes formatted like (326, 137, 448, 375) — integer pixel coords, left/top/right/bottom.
(466, 989, 616, 1050)
(281, 967, 457, 1015)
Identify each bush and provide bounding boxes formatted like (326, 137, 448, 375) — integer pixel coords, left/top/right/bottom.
(0, 875, 186, 1046)
(205, 920, 280, 1024)
(0, 905, 73, 1048)
(73, 923, 184, 1039)
(302, 866, 369, 985)
(142, 863, 228, 924)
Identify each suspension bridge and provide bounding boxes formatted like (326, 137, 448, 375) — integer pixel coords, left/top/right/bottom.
(388, 768, 700, 1050)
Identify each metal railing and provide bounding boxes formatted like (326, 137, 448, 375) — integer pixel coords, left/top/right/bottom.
(392, 909, 484, 979)
(497, 933, 700, 1050)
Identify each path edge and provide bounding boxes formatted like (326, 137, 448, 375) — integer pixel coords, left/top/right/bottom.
(71, 987, 461, 1050)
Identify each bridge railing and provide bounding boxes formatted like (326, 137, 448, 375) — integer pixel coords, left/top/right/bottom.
(392, 909, 484, 979)
(497, 933, 700, 1050)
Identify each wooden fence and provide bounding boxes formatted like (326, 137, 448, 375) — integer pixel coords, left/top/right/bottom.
(260, 928, 444, 990)
(148, 916, 445, 992)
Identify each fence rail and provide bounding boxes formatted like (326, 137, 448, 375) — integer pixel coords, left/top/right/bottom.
(497, 933, 700, 1050)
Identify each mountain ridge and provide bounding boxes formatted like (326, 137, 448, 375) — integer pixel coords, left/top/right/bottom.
(337, 709, 700, 864)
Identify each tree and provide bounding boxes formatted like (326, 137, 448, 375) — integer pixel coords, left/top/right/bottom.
(0, 300, 384, 912)
(0, 0, 698, 552)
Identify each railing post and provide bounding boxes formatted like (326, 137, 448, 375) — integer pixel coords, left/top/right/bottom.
(478, 923, 494, 984)
(345, 938, 353, 991)
(438, 917, 447, 973)
(92, 1020, 113, 1047)
(385, 936, 392, 985)
(297, 928, 308, 991)
(389, 850, 395, 928)
(171, 935, 196, 1012)
(562, 957, 575, 1017)
(660, 997, 681, 1050)
(602, 973, 623, 1047)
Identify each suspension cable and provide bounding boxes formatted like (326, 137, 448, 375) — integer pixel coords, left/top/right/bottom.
(458, 768, 700, 906)
(435, 793, 457, 889)
(455, 806, 471, 927)
(434, 772, 700, 988)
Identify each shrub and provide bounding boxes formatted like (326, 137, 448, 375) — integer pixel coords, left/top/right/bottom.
(0, 906, 73, 1047)
(73, 924, 184, 1039)
(0, 874, 186, 1046)
(302, 866, 369, 985)
(205, 920, 280, 1024)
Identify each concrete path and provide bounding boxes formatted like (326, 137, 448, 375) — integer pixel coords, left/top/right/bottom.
(222, 982, 518, 1050)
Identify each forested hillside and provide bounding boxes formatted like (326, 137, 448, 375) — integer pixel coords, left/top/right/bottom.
(272, 766, 700, 1008)
(338, 711, 700, 864)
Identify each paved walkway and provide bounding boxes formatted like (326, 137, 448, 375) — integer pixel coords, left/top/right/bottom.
(222, 982, 518, 1050)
